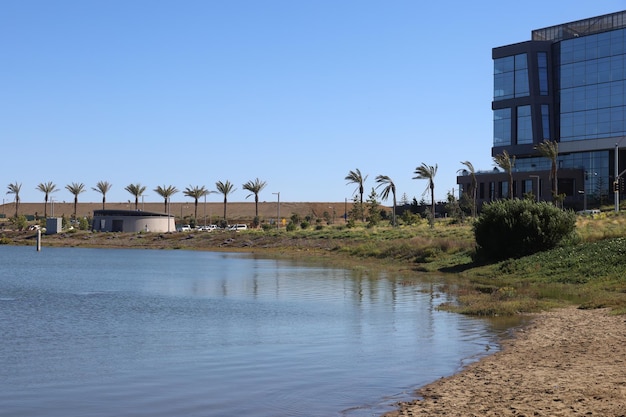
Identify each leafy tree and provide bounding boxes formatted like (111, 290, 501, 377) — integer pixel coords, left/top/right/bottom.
(215, 180, 236, 221)
(92, 181, 112, 210)
(345, 168, 368, 221)
(474, 199, 576, 261)
(375, 174, 397, 226)
(399, 193, 410, 206)
(6, 182, 21, 218)
(348, 194, 363, 224)
(36, 181, 57, 218)
(154, 185, 179, 213)
(458, 161, 477, 217)
(183, 185, 208, 220)
(534, 140, 559, 200)
(366, 188, 381, 227)
(445, 190, 463, 222)
(493, 150, 515, 199)
(65, 182, 86, 219)
(125, 183, 146, 210)
(243, 178, 267, 219)
(413, 163, 438, 227)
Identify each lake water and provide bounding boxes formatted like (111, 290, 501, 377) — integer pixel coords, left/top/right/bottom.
(0, 245, 512, 416)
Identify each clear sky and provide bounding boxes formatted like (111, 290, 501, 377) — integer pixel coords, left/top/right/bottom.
(2, 1, 625, 206)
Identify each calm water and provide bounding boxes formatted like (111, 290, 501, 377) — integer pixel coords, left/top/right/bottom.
(0, 245, 511, 417)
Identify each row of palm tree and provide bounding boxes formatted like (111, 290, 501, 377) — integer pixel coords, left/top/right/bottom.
(5, 178, 268, 221)
(344, 140, 560, 227)
(345, 163, 438, 227)
(7, 143, 560, 224)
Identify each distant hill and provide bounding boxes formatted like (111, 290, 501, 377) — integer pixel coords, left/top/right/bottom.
(1, 201, 383, 223)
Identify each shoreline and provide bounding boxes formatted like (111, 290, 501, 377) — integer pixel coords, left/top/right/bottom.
(384, 307, 626, 416)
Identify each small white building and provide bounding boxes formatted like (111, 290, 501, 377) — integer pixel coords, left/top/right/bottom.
(92, 210, 175, 233)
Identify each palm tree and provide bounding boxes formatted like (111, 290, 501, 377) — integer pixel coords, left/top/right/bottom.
(458, 161, 477, 217)
(125, 183, 146, 210)
(413, 163, 438, 224)
(7, 182, 22, 218)
(183, 185, 208, 220)
(215, 180, 236, 221)
(375, 175, 397, 226)
(91, 181, 112, 210)
(65, 182, 86, 219)
(534, 140, 559, 199)
(36, 181, 57, 218)
(345, 168, 368, 221)
(493, 150, 515, 199)
(154, 185, 179, 213)
(243, 178, 267, 218)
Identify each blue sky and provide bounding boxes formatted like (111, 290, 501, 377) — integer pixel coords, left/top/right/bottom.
(2, 1, 625, 206)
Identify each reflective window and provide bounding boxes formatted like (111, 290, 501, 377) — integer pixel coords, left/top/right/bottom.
(559, 27, 626, 141)
(538, 52, 549, 95)
(517, 105, 533, 144)
(541, 105, 550, 140)
(494, 54, 529, 100)
(493, 108, 511, 145)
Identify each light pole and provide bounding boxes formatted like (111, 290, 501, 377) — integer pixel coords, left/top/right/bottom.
(141, 194, 148, 211)
(203, 193, 207, 227)
(167, 197, 171, 232)
(529, 175, 540, 202)
(272, 192, 280, 229)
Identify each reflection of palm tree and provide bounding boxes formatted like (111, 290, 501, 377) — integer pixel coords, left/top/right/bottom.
(125, 183, 146, 210)
(345, 168, 368, 221)
(413, 163, 438, 224)
(183, 185, 208, 220)
(216, 180, 236, 221)
(91, 181, 112, 210)
(154, 185, 179, 213)
(375, 175, 397, 226)
(534, 140, 559, 199)
(7, 182, 22, 218)
(36, 181, 58, 218)
(458, 161, 477, 217)
(243, 178, 267, 218)
(494, 151, 515, 199)
(65, 182, 86, 219)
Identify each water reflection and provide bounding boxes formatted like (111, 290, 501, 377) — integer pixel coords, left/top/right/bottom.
(0, 246, 510, 417)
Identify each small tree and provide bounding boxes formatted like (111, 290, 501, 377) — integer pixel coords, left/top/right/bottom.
(366, 188, 381, 227)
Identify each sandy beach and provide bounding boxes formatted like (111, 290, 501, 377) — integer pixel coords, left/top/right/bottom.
(386, 307, 626, 416)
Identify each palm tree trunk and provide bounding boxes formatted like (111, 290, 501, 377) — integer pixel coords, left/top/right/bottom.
(44, 196, 48, 218)
(223, 197, 227, 220)
(194, 199, 198, 219)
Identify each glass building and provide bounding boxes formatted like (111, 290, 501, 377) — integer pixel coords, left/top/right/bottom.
(459, 11, 626, 211)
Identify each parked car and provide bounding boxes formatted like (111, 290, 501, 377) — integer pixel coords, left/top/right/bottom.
(178, 224, 192, 232)
(198, 225, 218, 232)
(228, 224, 248, 231)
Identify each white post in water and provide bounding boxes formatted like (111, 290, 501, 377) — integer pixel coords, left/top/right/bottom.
(36, 229, 41, 251)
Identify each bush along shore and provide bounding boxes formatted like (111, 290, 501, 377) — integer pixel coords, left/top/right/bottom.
(3, 200, 626, 317)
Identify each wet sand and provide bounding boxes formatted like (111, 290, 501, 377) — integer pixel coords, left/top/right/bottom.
(386, 307, 626, 416)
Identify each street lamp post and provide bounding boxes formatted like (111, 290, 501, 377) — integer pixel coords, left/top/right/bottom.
(529, 175, 540, 203)
(204, 194, 207, 227)
(272, 192, 280, 229)
(167, 197, 171, 232)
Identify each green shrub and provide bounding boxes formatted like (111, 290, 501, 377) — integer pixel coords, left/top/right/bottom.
(474, 199, 576, 261)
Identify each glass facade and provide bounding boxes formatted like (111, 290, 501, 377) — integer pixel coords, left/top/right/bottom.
(517, 105, 533, 144)
(559, 28, 626, 141)
(494, 54, 529, 100)
(494, 108, 511, 145)
(481, 12, 626, 206)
